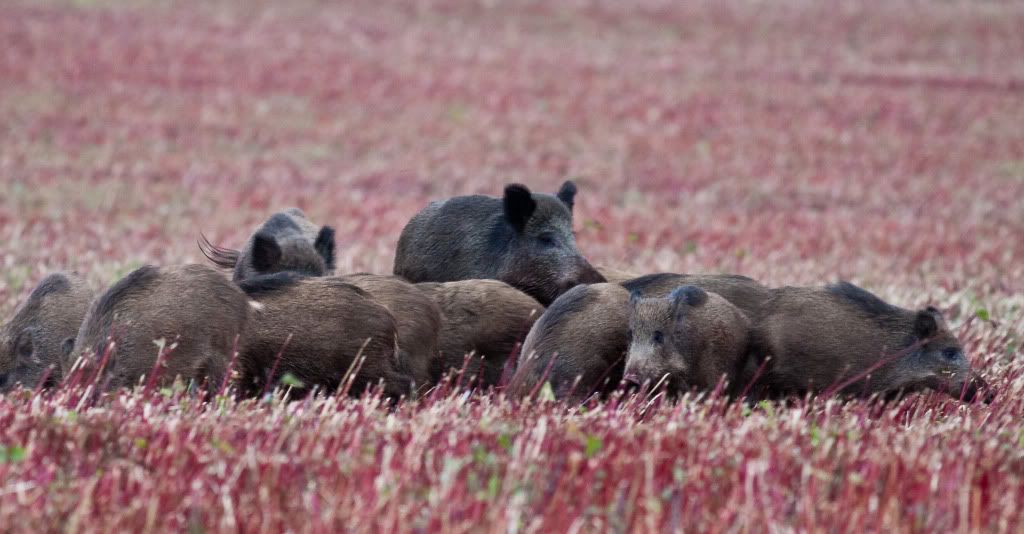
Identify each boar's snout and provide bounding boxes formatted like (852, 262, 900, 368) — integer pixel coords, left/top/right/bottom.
(555, 259, 606, 297)
(576, 260, 606, 285)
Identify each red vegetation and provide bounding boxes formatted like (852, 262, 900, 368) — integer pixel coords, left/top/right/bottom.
(1, 0, 1022, 531)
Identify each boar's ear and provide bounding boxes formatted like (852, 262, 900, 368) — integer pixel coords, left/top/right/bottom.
(556, 181, 577, 212)
(669, 285, 708, 307)
(629, 289, 643, 306)
(503, 184, 537, 232)
(669, 285, 707, 319)
(914, 308, 939, 339)
(251, 232, 283, 272)
(314, 226, 336, 270)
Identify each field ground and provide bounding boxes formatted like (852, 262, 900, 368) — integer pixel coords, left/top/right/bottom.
(1, 0, 1023, 531)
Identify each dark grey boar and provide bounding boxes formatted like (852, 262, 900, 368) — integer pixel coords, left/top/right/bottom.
(238, 273, 411, 399)
(201, 208, 335, 281)
(337, 273, 443, 392)
(749, 281, 992, 402)
(623, 286, 751, 396)
(416, 280, 544, 388)
(67, 265, 251, 392)
(509, 283, 631, 403)
(0, 273, 93, 392)
(621, 273, 771, 321)
(393, 181, 605, 306)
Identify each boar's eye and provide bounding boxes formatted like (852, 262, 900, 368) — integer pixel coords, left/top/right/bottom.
(653, 331, 664, 344)
(942, 348, 962, 360)
(537, 234, 557, 248)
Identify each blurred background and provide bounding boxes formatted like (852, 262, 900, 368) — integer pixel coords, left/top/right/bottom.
(1, 0, 1022, 317)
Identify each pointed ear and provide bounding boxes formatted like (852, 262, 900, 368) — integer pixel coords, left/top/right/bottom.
(669, 285, 707, 320)
(629, 289, 643, 306)
(556, 181, 577, 211)
(14, 328, 35, 360)
(914, 309, 939, 339)
(669, 285, 707, 307)
(314, 226, 336, 270)
(503, 184, 537, 232)
(251, 232, 282, 272)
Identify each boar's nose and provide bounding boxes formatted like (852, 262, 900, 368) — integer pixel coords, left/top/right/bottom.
(576, 260, 606, 285)
(555, 260, 606, 297)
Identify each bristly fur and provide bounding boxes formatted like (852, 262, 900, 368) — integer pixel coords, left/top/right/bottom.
(198, 234, 241, 270)
(91, 266, 160, 320)
(621, 273, 683, 292)
(28, 274, 72, 302)
(533, 284, 592, 339)
(826, 281, 901, 318)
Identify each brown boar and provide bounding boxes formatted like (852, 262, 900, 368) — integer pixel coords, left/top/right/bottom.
(67, 265, 251, 392)
(749, 281, 992, 402)
(393, 181, 605, 306)
(237, 273, 411, 399)
(509, 283, 631, 403)
(337, 273, 443, 392)
(623, 286, 751, 396)
(0, 273, 93, 391)
(416, 280, 544, 388)
(201, 208, 335, 281)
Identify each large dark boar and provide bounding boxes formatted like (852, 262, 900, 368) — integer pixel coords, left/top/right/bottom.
(0, 273, 93, 392)
(416, 280, 544, 388)
(621, 273, 771, 321)
(393, 181, 605, 306)
(337, 274, 443, 392)
(749, 281, 992, 402)
(623, 286, 751, 396)
(509, 283, 631, 402)
(201, 208, 335, 281)
(238, 273, 411, 399)
(67, 265, 251, 392)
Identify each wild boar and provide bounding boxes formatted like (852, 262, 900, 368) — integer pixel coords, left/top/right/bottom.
(67, 265, 251, 392)
(623, 286, 751, 396)
(0, 273, 93, 392)
(509, 283, 631, 403)
(201, 208, 335, 281)
(238, 273, 411, 399)
(748, 281, 992, 402)
(337, 273, 443, 392)
(393, 181, 605, 306)
(416, 280, 544, 388)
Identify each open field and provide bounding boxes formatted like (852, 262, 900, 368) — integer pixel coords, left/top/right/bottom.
(1, 0, 1023, 531)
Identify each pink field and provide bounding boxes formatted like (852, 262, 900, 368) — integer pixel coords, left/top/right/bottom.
(1, 0, 1023, 531)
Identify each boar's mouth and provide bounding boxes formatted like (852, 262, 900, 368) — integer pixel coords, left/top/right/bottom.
(922, 371, 994, 404)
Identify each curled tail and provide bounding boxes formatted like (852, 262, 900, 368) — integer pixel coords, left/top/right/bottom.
(198, 234, 241, 270)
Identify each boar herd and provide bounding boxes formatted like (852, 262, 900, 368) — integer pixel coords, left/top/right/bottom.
(0, 182, 993, 404)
